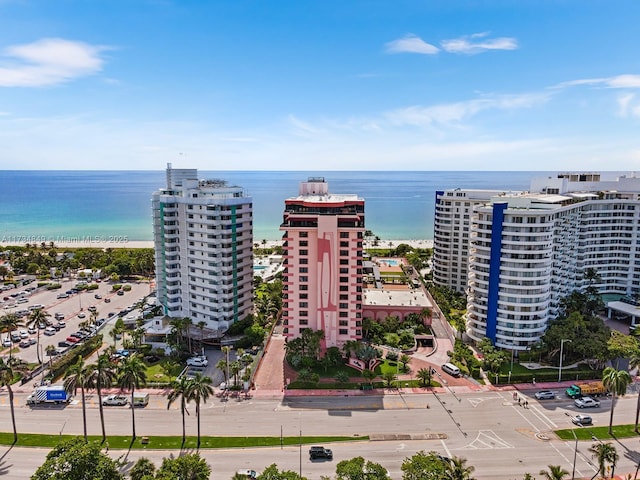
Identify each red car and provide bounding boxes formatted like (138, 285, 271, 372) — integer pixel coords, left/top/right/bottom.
(66, 336, 80, 343)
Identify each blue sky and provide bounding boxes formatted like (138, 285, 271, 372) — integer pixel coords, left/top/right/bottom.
(1, 1, 640, 171)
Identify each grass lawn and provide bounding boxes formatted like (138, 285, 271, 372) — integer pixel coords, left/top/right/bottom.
(556, 424, 640, 441)
(0, 432, 365, 449)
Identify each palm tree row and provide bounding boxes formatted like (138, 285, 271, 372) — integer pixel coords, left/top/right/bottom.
(167, 372, 214, 448)
(63, 351, 147, 442)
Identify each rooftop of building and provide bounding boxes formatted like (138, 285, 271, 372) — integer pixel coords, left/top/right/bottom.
(363, 288, 432, 308)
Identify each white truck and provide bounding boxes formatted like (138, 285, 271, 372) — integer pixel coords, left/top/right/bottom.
(26, 385, 71, 405)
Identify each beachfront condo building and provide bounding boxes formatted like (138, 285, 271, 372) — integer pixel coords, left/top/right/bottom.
(152, 164, 253, 336)
(433, 173, 640, 351)
(280, 178, 366, 348)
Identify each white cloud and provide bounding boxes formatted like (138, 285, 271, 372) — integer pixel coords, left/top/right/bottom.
(384, 34, 439, 55)
(554, 74, 640, 90)
(617, 93, 640, 117)
(441, 32, 518, 54)
(385, 92, 549, 127)
(0, 38, 108, 87)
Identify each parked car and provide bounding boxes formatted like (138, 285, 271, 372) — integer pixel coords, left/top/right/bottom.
(571, 414, 593, 425)
(236, 470, 257, 479)
(535, 390, 556, 400)
(102, 394, 129, 406)
(28, 326, 37, 334)
(309, 446, 333, 460)
(19, 339, 31, 348)
(66, 336, 80, 343)
(19, 329, 28, 339)
(117, 290, 124, 296)
(2, 337, 12, 347)
(104, 298, 111, 303)
(56, 293, 69, 299)
(94, 294, 102, 299)
(77, 312, 86, 318)
(57, 321, 66, 328)
(186, 356, 209, 367)
(575, 396, 600, 408)
(44, 327, 56, 336)
(54, 313, 65, 320)
(58, 341, 72, 348)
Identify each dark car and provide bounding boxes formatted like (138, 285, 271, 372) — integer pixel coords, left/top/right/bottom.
(58, 341, 71, 348)
(309, 446, 333, 460)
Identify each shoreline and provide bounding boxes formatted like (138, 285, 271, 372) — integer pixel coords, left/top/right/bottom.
(0, 239, 434, 250)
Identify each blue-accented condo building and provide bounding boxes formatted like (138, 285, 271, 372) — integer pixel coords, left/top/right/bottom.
(433, 172, 640, 351)
(152, 164, 253, 337)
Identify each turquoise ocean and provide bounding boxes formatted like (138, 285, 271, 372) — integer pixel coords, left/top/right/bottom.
(0, 170, 552, 243)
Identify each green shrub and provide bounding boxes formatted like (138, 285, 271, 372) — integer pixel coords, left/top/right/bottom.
(48, 335, 103, 380)
(123, 284, 132, 291)
(45, 283, 62, 290)
(112, 284, 122, 291)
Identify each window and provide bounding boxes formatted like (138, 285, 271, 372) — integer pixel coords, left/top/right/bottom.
(299, 276, 308, 282)
(300, 285, 308, 291)
(339, 303, 348, 309)
(339, 329, 348, 335)
(340, 250, 349, 256)
(340, 241, 349, 247)
(340, 232, 349, 238)
(300, 232, 308, 238)
(339, 294, 348, 300)
(299, 241, 308, 247)
(339, 268, 349, 274)
(300, 311, 308, 317)
(299, 293, 308, 299)
(299, 302, 308, 308)
(300, 249, 308, 256)
(339, 312, 348, 317)
(339, 320, 348, 325)
(340, 259, 349, 265)
(299, 267, 308, 273)
(300, 258, 308, 265)
(340, 277, 349, 283)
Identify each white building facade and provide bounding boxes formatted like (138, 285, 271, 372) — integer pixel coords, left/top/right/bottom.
(435, 173, 640, 351)
(152, 165, 253, 335)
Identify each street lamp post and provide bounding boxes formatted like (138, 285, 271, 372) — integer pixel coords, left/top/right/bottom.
(559, 339, 572, 382)
(564, 412, 578, 480)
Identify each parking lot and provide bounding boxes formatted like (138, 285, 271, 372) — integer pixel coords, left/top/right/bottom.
(1, 278, 152, 367)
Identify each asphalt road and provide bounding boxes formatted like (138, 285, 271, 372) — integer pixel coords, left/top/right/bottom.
(2, 387, 640, 479)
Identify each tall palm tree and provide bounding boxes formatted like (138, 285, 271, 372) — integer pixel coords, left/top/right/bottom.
(416, 367, 432, 387)
(230, 360, 242, 387)
(63, 357, 92, 442)
(443, 455, 475, 480)
(216, 358, 228, 385)
(27, 308, 49, 364)
(602, 366, 632, 434)
(117, 354, 147, 439)
(629, 352, 640, 433)
(186, 372, 213, 449)
(0, 358, 20, 443)
(538, 465, 569, 480)
(87, 351, 116, 443)
(167, 376, 192, 445)
(197, 320, 207, 348)
(588, 441, 618, 479)
(0, 313, 23, 361)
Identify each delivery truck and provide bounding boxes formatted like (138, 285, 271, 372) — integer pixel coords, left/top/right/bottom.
(565, 381, 607, 399)
(26, 385, 71, 405)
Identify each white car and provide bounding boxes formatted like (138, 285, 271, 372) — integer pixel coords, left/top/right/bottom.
(575, 396, 600, 408)
(186, 356, 209, 367)
(19, 329, 28, 339)
(77, 312, 86, 318)
(2, 337, 12, 348)
(102, 394, 129, 406)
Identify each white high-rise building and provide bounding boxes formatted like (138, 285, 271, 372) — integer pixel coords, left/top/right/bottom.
(434, 173, 640, 350)
(152, 164, 253, 335)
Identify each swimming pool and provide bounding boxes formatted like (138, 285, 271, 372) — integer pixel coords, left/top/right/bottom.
(385, 259, 399, 266)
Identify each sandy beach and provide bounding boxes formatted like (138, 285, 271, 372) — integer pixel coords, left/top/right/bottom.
(0, 239, 433, 250)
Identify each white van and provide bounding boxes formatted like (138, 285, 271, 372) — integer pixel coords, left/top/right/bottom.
(442, 362, 461, 377)
(132, 392, 149, 407)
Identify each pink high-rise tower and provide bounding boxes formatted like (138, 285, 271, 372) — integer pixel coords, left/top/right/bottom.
(280, 178, 365, 348)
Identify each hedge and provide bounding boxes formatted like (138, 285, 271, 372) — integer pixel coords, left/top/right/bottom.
(48, 335, 104, 380)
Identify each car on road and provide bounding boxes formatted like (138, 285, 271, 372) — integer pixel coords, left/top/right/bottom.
(19, 339, 31, 348)
(236, 469, 257, 479)
(54, 313, 65, 320)
(102, 394, 129, 406)
(309, 446, 333, 460)
(571, 414, 593, 425)
(534, 390, 556, 400)
(94, 294, 102, 299)
(186, 356, 209, 367)
(57, 321, 66, 328)
(117, 290, 124, 296)
(44, 327, 56, 336)
(57, 293, 69, 299)
(575, 396, 600, 408)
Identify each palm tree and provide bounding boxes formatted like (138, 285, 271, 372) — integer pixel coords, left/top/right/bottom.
(45, 345, 57, 368)
(87, 351, 116, 443)
(197, 320, 206, 347)
(362, 369, 377, 386)
(63, 357, 92, 441)
(167, 376, 192, 445)
(216, 359, 228, 385)
(27, 308, 49, 364)
(117, 354, 147, 439)
(538, 465, 569, 480)
(589, 441, 619, 479)
(602, 366, 632, 434)
(186, 372, 213, 449)
(416, 367, 432, 387)
(0, 358, 20, 443)
(399, 354, 411, 373)
(230, 360, 242, 387)
(444, 456, 475, 480)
